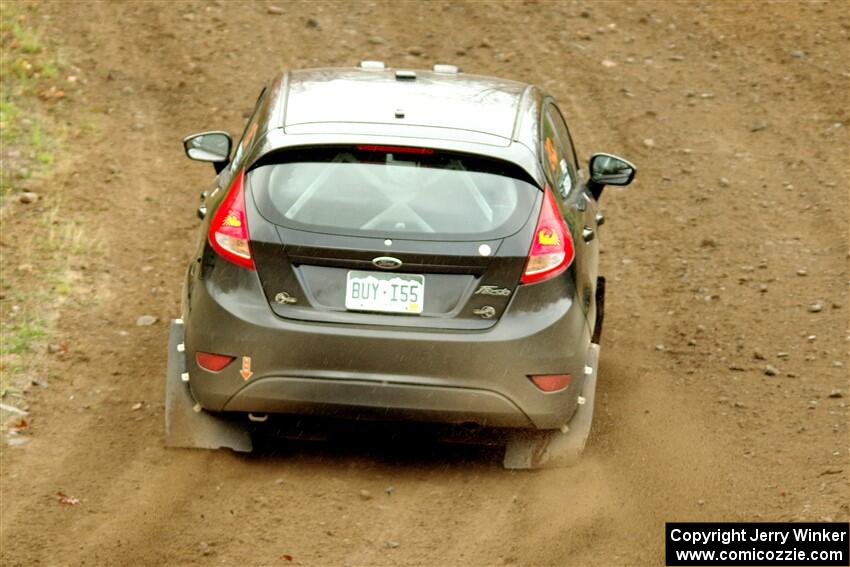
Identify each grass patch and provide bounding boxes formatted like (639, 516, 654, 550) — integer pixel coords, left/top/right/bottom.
(0, 319, 47, 356)
(0, 4, 64, 202)
(0, 3, 86, 405)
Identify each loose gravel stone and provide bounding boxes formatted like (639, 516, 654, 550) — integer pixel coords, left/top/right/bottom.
(136, 315, 158, 326)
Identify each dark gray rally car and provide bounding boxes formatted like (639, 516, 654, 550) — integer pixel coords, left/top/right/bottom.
(165, 62, 635, 469)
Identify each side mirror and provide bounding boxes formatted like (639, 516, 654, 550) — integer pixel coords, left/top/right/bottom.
(586, 153, 636, 200)
(183, 131, 232, 172)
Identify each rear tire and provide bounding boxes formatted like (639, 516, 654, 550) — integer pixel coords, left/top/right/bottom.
(502, 428, 583, 470)
(592, 277, 605, 344)
(502, 429, 556, 469)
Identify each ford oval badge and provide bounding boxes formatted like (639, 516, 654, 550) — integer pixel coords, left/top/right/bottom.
(372, 256, 402, 270)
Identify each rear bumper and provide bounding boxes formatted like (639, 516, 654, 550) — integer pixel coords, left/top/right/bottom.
(183, 262, 593, 429)
(225, 377, 532, 427)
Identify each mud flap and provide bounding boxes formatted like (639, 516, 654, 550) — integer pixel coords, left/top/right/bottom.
(164, 320, 252, 452)
(503, 342, 600, 470)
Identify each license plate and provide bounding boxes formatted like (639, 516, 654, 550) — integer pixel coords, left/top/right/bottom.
(345, 270, 424, 314)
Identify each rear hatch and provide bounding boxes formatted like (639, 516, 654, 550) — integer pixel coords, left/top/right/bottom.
(246, 145, 542, 330)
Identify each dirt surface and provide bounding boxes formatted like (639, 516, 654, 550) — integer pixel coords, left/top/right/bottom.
(1, 1, 848, 565)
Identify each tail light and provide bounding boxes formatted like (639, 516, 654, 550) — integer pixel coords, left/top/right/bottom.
(196, 352, 236, 372)
(529, 374, 572, 392)
(208, 170, 254, 270)
(521, 185, 574, 284)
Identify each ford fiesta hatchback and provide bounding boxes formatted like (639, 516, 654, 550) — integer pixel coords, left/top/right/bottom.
(165, 62, 635, 469)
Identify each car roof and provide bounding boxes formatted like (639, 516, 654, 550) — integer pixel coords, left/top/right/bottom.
(283, 69, 528, 139)
(246, 65, 548, 187)
(275, 66, 532, 142)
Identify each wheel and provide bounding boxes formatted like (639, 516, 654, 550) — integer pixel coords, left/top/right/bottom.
(592, 277, 605, 344)
(503, 428, 584, 470)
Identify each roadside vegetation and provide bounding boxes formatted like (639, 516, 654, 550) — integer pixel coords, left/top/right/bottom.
(0, 6, 60, 200)
(0, 3, 89, 422)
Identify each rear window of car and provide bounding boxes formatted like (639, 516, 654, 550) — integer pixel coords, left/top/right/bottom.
(248, 146, 540, 241)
